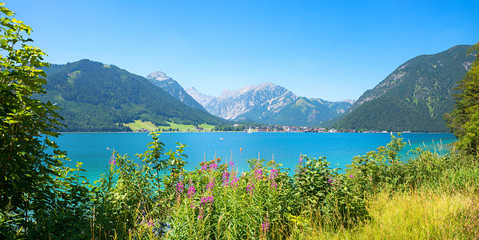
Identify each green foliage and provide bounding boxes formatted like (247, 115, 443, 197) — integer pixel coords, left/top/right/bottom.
(0, 5, 93, 239)
(335, 45, 477, 132)
(447, 42, 479, 154)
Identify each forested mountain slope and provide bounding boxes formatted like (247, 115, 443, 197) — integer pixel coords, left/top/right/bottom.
(334, 45, 476, 132)
(40, 59, 226, 131)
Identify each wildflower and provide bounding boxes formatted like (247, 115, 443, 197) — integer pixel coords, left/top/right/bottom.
(328, 178, 333, 183)
(261, 221, 269, 233)
(349, 175, 354, 178)
(229, 161, 234, 167)
(201, 164, 207, 171)
(299, 155, 303, 164)
(206, 178, 215, 190)
(255, 169, 263, 180)
(269, 169, 278, 180)
(231, 176, 239, 187)
(176, 181, 184, 195)
(247, 183, 255, 194)
(209, 163, 218, 170)
(187, 185, 196, 199)
(109, 153, 116, 165)
(190, 204, 195, 209)
(200, 196, 214, 205)
(222, 171, 230, 186)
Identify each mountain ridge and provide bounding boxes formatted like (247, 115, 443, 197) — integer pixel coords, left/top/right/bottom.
(40, 59, 226, 131)
(146, 71, 206, 111)
(334, 44, 476, 132)
(186, 83, 352, 126)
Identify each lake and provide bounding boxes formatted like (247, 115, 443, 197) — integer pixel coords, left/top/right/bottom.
(56, 132, 456, 181)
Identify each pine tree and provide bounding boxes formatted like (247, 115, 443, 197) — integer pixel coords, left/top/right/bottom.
(447, 42, 479, 154)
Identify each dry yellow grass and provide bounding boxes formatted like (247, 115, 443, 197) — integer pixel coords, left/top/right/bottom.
(291, 190, 477, 240)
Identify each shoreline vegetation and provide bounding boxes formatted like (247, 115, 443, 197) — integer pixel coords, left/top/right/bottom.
(2, 4, 479, 239)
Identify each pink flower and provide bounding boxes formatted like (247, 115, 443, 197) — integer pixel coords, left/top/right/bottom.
(255, 169, 263, 180)
(231, 176, 239, 187)
(222, 171, 230, 186)
(247, 183, 255, 194)
(349, 175, 354, 178)
(209, 163, 218, 170)
(176, 182, 184, 195)
(187, 185, 196, 199)
(206, 178, 215, 190)
(109, 154, 116, 165)
(262, 221, 269, 233)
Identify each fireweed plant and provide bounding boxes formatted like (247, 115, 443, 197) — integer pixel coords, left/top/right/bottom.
(89, 132, 374, 239)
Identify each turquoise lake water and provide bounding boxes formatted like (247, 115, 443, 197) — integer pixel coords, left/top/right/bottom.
(56, 132, 456, 181)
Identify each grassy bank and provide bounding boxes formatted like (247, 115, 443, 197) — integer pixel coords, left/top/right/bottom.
(92, 134, 479, 239)
(3, 133, 478, 239)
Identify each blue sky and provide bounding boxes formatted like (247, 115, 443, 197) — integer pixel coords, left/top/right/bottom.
(8, 0, 479, 101)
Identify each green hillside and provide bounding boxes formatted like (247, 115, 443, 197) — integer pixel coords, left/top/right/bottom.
(40, 59, 227, 131)
(334, 45, 476, 132)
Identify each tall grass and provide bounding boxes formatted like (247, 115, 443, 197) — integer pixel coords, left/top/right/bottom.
(4, 133, 478, 239)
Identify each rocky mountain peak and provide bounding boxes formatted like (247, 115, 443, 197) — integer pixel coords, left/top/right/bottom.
(147, 71, 171, 81)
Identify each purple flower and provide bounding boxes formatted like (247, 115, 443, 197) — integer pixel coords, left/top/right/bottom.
(255, 169, 263, 180)
(231, 176, 239, 187)
(206, 178, 215, 190)
(187, 185, 196, 199)
(209, 163, 218, 170)
(176, 181, 184, 195)
(269, 169, 279, 189)
(229, 161, 234, 167)
(269, 169, 278, 180)
(200, 196, 214, 205)
(247, 183, 255, 194)
(349, 175, 354, 178)
(328, 178, 333, 183)
(201, 164, 207, 171)
(222, 172, 230, 186)
(109, 154, 116, 165)
(262, 221, 270, 233)
(299, 155, 303, 164)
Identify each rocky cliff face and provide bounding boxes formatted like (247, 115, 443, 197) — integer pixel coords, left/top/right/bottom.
(205, 82, 297, 120)
(185, 87, 215, 107)
(147, 71, 206, 111)
(186, 82, 352, 126)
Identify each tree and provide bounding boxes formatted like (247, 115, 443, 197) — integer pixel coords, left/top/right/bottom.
(447, 42, 479, 154)
(0, 1, 64, 228)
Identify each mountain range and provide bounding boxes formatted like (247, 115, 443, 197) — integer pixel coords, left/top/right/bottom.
(38, 44, 476, 132)
(183, 83, 352, 126)
(40, 60, 226, 131)
(334, 45, 476, 132)
(146, 71, 206, 111)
